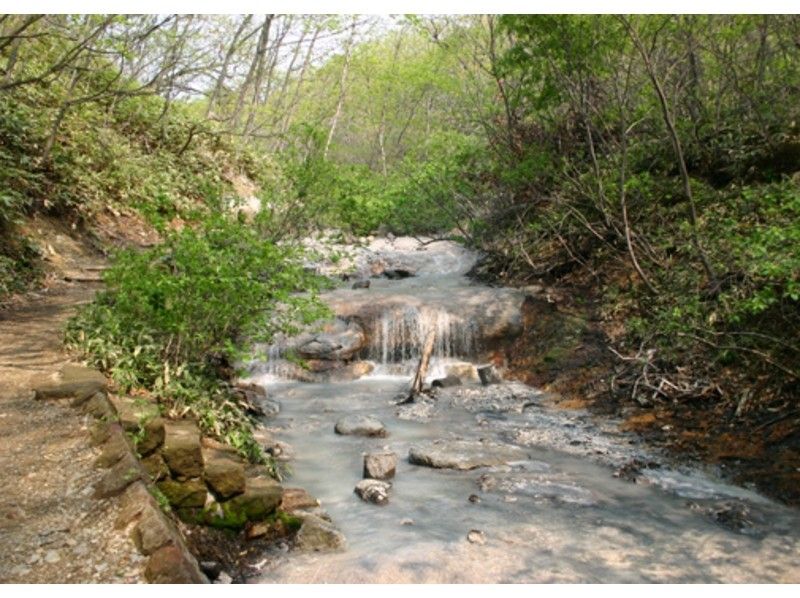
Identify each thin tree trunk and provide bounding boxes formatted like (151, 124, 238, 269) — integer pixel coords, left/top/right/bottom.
(205, 15, 253, 119)
(243, 14, 274, 136)
(278, 24, 320, 140)
(623, 17, 718, 287)
(324, 17, 357, 160)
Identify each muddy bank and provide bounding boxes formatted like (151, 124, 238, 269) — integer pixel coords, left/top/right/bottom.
(503, 287, 800, 507)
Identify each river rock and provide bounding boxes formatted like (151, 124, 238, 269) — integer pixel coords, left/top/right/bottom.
(467, 530, 486, 545)
(383, 267, 416, 279)
(324, 286, 525, 349)
(281, 487, 320, 513)
(446, 362, 479, 382)
(432, 375, 462, 388)
(161, 420, 203, 479)
(295, 514, 346, 552)
(294, 318, 366, 361)
(227, 477, 283, 520)
(352, 280, 370, 289)
(477, 364, 502, 385)
(324, 361, 375, 382)
(408, 439, 528, 470)
(363, 451, 397, 480)
(334, 415, 387, 437)
(477, 471, 596, 506)
(354, 479, 391, 505)
(203, 450, 246, 499)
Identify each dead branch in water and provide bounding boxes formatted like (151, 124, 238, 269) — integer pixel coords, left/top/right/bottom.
(399, 329, 436, 404)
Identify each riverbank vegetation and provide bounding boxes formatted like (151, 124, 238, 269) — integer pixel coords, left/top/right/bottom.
(1, 15, 797, 491)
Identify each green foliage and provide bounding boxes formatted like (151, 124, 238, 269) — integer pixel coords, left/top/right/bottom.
(66, 216, 330, 463)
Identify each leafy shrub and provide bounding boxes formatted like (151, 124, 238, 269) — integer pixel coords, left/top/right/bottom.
(66, 215, 330, 463)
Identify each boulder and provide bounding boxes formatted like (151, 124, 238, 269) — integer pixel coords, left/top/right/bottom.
(324, 286, 525, 349)
(383, 268, 416, 280)
(294, 319, 366, 361)
(334, 415, 387, 437)
(408, 439, 528, 471)
(363, 451, 397, 480)
(226, 477, 283, 521)
(157, 478, 207, 509)
(281, 487, 320, 513)
(145, 544, 208, 584)
(446, 362, 479, 382)
(477, 364, 502, 386)
(231, 382, 267, 416)
(203, 450, 246, 499)
(354, 479, 391, 505)
(324, 361, 374, 382)
(295, 514, 346, 552)
(33, 364, 107, 401)
(432, 375, 462, 388)
(161, 420, 203, 479)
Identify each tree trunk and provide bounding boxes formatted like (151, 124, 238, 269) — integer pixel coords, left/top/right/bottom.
(324, 17, 357, 160)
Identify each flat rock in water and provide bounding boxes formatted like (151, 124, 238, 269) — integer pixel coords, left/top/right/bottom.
(408, 439, 528, 470)
(334, 415, 387, 437)
(354, 479, 391, 505)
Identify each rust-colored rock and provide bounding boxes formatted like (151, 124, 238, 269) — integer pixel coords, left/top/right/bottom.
(145, 544, 208, 584)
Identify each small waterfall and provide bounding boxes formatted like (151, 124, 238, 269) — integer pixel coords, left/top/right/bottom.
(248, 342, 296, 380)
(367, 306, 479, 367)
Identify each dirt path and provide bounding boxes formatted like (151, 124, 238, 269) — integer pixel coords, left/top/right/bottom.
(0, 227, 145, 583)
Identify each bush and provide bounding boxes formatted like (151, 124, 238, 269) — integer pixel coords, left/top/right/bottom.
(66, 215, 330, 463)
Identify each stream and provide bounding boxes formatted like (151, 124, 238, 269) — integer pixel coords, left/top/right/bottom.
(244, 236, 800, 583)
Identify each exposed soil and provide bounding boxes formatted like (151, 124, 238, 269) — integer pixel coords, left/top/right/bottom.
(0, 219, 147, 582)
(504, 288, 800, 507)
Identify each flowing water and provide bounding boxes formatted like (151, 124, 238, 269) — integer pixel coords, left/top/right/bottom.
(245, 236, 800, 583)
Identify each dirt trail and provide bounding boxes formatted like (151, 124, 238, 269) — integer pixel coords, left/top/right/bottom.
(0, 222, 145, 583)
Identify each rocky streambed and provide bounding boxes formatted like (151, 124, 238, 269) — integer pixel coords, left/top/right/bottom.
(241, 235, 800, 583)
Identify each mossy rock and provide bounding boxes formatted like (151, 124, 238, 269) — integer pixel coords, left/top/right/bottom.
(186, 477, 283, 530)
(157, 478, 207, 509)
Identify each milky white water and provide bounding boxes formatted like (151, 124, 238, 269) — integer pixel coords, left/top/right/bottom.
(245, 237, 800, 583)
